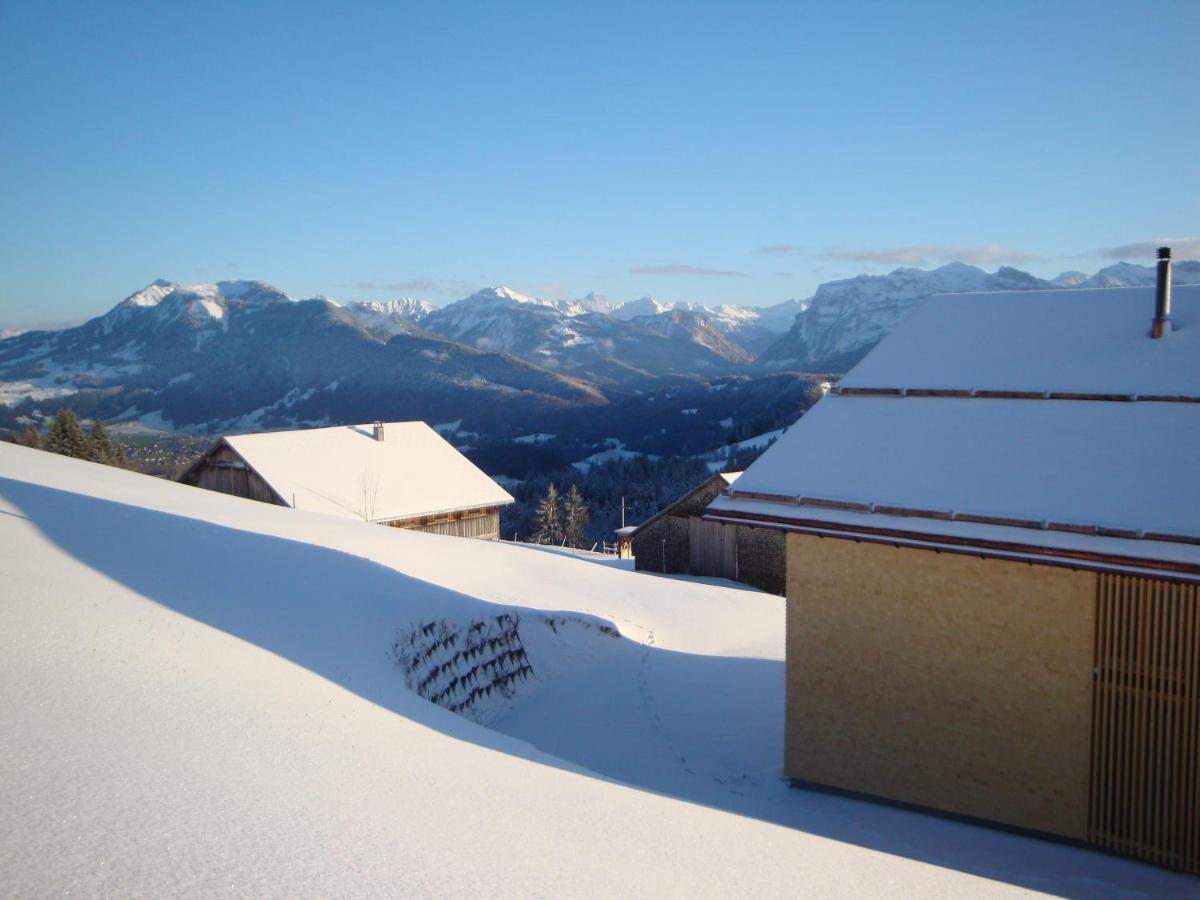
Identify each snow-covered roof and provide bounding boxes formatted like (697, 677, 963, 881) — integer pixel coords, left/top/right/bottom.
(841, 285, 1200, 396)
(218, 421, 512, 522)
(711, 285, 1200, 577)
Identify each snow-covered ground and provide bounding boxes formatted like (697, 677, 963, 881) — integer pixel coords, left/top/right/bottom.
(572, 446, 655, 472)
(514, 432, 556, 444)
(702, 427, 787, 472)
(0, 444, 1193, 897)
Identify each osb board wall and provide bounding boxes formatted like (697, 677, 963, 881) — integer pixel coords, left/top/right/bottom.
(785, 532, 1096, 839)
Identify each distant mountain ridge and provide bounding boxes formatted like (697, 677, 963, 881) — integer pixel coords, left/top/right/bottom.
(4, 259, 1198, 434)
(0, 280, 606, 434)
(758, 260, 1200, 372)
(416, 286, 788, 387)
(342, 298, 435, 337)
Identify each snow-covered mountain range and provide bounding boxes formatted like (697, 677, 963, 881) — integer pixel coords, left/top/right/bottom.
(758, 260, 1200, 371)
(3, 259, 1198, 433)
(415, 286, 793, 385)
(610, 296, 805, 355)
(0, 280, 606, 433)
(341, 298, 435, 337)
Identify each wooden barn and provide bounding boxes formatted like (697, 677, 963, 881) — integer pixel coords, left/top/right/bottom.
(630, 471, 785, 595)
(706, 258, 1200, 874)
(179, 420, 513, 539)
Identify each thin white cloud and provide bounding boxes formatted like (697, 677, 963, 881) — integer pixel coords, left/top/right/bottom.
(822, 244, 1040, 266)
(755, 244, 804, 256)
(630, 264, 746, 277)
(384, 278, 438, 293)
(1100, 238, 1200, 260)
(338, 277, 464, 296)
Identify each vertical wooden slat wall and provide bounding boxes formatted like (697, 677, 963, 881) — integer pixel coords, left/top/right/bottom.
(688, 519, 737, 580)
(1090, 573, 1200, 874)
(388, 509, 502, 540)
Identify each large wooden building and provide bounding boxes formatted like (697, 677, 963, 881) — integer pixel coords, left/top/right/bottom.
(630, 472, 785, 595)
(179, 421, 513, 539)
(707, 267, 1200, 873)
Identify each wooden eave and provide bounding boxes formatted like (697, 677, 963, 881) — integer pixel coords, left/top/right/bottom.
(376, 502, 504, 527)
(702, 507, 1200, 583)
(624, 472, 734, 538)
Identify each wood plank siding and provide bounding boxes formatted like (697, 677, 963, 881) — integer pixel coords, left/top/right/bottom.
(1090, 574, 1200, 874)
(384, 507, 502, 541)
(688, 517, 736, 580)
(632, 474, 785, 595)
(180, 444, 285, 505)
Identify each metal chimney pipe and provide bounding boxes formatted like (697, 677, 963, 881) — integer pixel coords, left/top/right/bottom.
(1152, 246, 1172, 339)
(373, 421, 385, 441)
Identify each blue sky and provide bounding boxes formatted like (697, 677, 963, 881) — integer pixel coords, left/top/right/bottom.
(1, 1, 1197, 328)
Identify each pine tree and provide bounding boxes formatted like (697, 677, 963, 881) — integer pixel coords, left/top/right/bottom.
(11, 425, 41, 449)
(87, 418, 125, 467)
(44, 408, 88, 459)
(562, 483, 589, 548)
(534, 482, 563, 544)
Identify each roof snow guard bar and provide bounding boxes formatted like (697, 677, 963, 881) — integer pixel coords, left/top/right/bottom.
(828, 386, 1200, 404)
(721, 488, 1200, 549)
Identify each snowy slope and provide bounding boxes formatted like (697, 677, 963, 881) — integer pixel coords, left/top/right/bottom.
(342, 297, 434, 336)
(1083, 260, 1200, 288)
(611, 297, 805, 355)
(420, 287, 755, 388)
(2, 447, 1193, 896)
(612, 295, 674, 319)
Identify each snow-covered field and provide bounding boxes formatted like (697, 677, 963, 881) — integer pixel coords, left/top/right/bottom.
(0, 444, 1194, 897)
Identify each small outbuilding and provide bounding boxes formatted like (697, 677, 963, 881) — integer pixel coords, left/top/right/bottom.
(179, 420, 513, 539)
(707, 263, 1200, 874)
(613, 525, 637, 559)
(630, 471, 785, 594)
